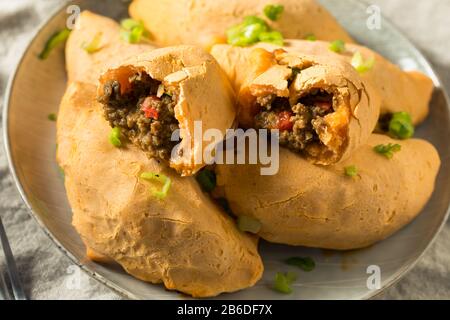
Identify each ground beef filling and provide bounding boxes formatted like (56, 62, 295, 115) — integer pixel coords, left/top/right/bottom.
(99, 72, 179, 161)
(254, 91, 334, 152)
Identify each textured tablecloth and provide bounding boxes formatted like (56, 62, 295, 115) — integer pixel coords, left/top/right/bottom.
(0, 0, 449, 300)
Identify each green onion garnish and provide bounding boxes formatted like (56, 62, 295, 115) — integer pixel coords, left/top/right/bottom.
(140, 172, 172, 199)
(273, 272, 297, 294)
(258, 31, 284, 46)
(263, 4, 285, 21)
(305, 34, 317, 41)
(120, 19, 149, 44)
(38, 28, 71, 60)
(109, 127, 122, 148)
(344, 165, 358, 177)
(237, 216, 262, 234)
(329, 40, 346, 53)
(244, 15, 268, 26)
(374, 143, 402, 159)
(121, 19, 142, 30)
(285, 257, 316, 272)
(351, 51, 375, 73)
(48, 113, 57, 121)
(226, 18, 267, 46)
(196, 169, 217, 193)
(226, 14, 284, 47)
(82, 32, 103, 54)
(388, 112, 415, 140)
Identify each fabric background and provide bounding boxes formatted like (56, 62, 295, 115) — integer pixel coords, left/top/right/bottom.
(0, 0, 449, 300)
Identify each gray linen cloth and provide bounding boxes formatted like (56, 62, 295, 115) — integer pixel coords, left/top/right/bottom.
(0, 0, 449, 299)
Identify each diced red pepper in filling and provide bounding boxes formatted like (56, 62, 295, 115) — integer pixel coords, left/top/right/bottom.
(276, 111, 294, 131)
(141, 96, 160, 120)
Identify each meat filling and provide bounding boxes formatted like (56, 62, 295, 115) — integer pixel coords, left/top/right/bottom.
(99, 72, 179, 161)
(254, 90, 334, 153)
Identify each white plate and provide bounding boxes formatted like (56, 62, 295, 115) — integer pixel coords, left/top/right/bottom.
(3, 0, 450, 299)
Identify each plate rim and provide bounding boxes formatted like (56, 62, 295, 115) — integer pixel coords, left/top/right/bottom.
(2, 0, 450, 300)
(351, 0, 450, 299)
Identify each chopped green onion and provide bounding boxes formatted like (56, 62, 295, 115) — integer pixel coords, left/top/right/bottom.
(109, 127, 122, 148)
(351, 52, 364, 70)
(263, 4, 285, 21)
(121, 19, 142, 30)
(351, 51, 375, 73)
(259, 31, 284, 45)
(305, 34, 317, 41)
(226, 15, 283, 47)
(48, 113, 57, 121)
(140, 172, 172, 199)
(82, 32, 103, 54)
(344, 165, 358, 178)
(374, 143, 402, 159)
(273, 272, 297, 294)
(227, 22, 267, 46)
(243, 15, 267, 26)
(329, 40, 346, 53)
(120, 19, 149, 44)
(226, 25, 245, 45)
(244, 23, 268, 42)
(388, 112, 415, 140)
(129, 26, 145, 43)
(196, 169, 217, 192)
(38, 28, 71, 60)
(237, 216, 262, 234)
(285, 271, 297, 283)
(285, 257, 316, 272)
